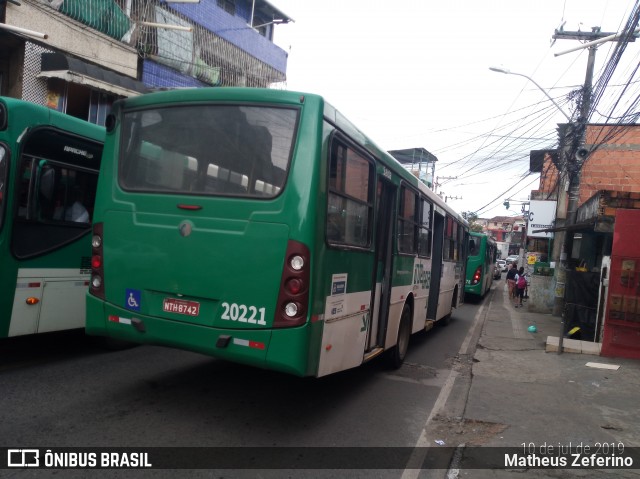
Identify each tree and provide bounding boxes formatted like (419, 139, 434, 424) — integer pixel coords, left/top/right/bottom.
(462, 211, 484, 233)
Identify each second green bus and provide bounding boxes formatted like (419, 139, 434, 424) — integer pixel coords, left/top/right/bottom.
(464, 232, 496, 299)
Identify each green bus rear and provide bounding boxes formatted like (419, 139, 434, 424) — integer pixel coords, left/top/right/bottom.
(0, 97, 105, 337)
(86, 88, 467, 377)
(464, 232, 496, 298)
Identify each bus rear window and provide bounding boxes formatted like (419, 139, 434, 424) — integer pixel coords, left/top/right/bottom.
(119, 105, 298, 198)
(468, 238, 479, 256)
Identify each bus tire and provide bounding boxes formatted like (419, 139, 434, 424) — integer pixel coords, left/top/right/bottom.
(388, 304, 411, 369)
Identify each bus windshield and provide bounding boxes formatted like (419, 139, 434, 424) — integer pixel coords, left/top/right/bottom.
(119, 104, 298, 198)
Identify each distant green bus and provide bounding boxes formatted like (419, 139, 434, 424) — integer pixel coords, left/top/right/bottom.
(464, 232, 496, 298)
(86, 88, 468, 377)
(0, 97, 104, 338)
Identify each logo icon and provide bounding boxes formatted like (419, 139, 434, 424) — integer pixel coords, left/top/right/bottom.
(8, 449, 39, 467)
(125, 289, 141, 311)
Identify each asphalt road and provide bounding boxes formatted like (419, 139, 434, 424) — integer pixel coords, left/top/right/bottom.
(0, 294, 488, 478)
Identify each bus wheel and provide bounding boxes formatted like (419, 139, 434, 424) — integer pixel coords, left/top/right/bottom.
(388, 304, 411, 369)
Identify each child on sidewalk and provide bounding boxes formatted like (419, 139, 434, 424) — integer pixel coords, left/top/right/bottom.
(514, 267, 526, 308)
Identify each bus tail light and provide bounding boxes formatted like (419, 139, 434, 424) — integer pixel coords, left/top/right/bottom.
(89, 222, 105, 300)
(472, 266, 482, 285)
(274, 240, 310, 328)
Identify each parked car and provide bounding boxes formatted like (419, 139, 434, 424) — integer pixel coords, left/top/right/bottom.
(493, 262, 502, 279)
(505, 255, 519, 266)
(496, 259, 507, 272)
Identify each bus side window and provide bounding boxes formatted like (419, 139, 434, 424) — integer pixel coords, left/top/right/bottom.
(398, 186, 418, 254)
(38, 166, 57, 220)
(444, 217, 461, 261)
(418, 199, 432, 258)
(327, 140, 373, 247)
(16, 159, 34, 219)
(0, 145, 7, 227)
(327, 210, 344, 242)
(21, 159, 96, 224)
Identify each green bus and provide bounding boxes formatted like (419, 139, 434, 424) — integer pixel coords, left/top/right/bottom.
(464, 232, 496, 298)
(86, 88, 468, 377)
(0, 97, 104, 338)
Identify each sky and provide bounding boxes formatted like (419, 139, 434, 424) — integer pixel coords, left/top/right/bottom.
(268, 0, 640, 219)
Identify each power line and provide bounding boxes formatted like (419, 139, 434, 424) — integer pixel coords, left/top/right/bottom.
(473, 174, 539, 216)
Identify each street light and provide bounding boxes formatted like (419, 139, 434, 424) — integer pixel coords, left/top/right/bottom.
(490, 65, 578, 355)
(489, 66, 571, 121)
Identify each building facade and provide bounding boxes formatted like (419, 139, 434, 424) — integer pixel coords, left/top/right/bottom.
(484, 215, 525, 253)
(0, 0, 291, 124)
(526, 123, 640, 357)
(529, 124, 640, 271)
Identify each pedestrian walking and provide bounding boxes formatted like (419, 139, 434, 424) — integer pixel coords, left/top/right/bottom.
(506, 263, 517, 299)
(514, 266, 526, 308)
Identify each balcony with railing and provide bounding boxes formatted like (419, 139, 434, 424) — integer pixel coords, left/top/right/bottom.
(39, 0, 291, 88)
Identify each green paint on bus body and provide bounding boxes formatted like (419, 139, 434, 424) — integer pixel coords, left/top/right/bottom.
(86, 88, 468, 377)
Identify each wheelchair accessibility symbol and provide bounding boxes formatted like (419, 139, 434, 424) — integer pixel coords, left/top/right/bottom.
(125, 288, 141, 311)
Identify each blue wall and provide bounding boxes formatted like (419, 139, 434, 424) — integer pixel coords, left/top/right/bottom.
(164, 0, 288, 74)
(143, 60, 208, 89)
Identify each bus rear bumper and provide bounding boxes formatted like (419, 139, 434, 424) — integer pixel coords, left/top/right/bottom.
(86, 295, 312, 377)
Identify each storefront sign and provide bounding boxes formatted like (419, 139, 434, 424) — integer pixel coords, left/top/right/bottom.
(528, 200, 557, 238)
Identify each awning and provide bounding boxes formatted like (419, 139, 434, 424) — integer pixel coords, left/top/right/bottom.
(38, 53, 149, 97)
(388, 148, 438, 165)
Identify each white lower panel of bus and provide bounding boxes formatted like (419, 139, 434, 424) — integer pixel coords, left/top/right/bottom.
(9, 268, 89, 337)
(318, 289, 371, 377)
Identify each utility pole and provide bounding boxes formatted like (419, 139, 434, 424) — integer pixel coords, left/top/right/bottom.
(434, 176, 457, 194)
(551, 26, 630, 351)
(433, 177, 441, 194)
(551, 42, 597, 319)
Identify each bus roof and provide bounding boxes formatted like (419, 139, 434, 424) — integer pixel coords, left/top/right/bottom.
(0, 96, 105, 143)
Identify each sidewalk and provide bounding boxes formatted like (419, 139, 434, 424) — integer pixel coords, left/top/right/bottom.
(434, 282, 640, 477)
